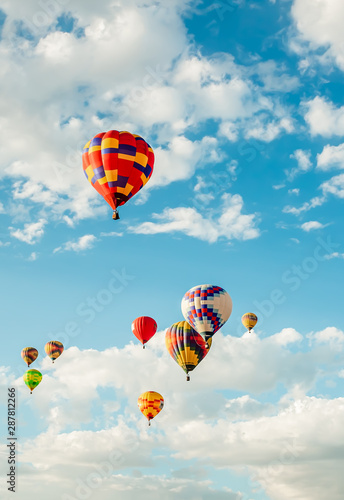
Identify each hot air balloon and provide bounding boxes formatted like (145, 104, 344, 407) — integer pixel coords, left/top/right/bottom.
(132, 316, 157, 348)
(21, 347, 38, 367)
(165, 321, 212, 381)
(181, 284, 232, 347)
(82, 130, 154, 220)
(138, 391, 164, 426)
(23, 369, 42, 394)
(45, 341, 64, 363)
(241, 312, 257, 332)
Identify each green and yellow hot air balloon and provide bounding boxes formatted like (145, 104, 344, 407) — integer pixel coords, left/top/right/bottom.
(23, 369, 42, 394)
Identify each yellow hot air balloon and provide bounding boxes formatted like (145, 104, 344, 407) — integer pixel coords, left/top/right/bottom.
(138, 391, 164, 426)
(21, 347, 38, 367)
(23, 369, 42, 394)
(241, 312, 258, 332)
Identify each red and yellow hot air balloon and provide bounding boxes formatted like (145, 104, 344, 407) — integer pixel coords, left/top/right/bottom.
(241, 312, 257, 332)
(21, 347, 38, 367)
(45, 341, 64, 363)
(132, 316, 157, 348)
(165, 321, 211, 381)
(82, 130, 154, 220)
(138, 391, 164, 426)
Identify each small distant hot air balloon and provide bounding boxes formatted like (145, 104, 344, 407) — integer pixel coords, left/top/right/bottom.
(21, 347, 38, 367)
(165, 321, 211, 381)
(242, 312, 257, 332)
(45, 341, 64, 363)
(132, 316, 157, 348)
(82, 130, 154, 220)
(181, 284, 232, 347)
(138, 391, 164, 426)
(23, 369, 42, 394)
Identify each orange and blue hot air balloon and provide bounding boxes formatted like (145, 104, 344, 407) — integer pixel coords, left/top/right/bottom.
(21, 347, 38, 367)
(131, 316, 157, 348)
(82, 130, 154, 220)
(45, 341, 64, 363)
(181, 284, 232, 347)
(165, 321, 211, 381)
(138, 391, 164, 426)
(242, 312, 257, 332)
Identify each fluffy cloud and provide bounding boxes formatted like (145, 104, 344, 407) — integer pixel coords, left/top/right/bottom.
(4, 324, 344, 500)
(321, 173, 344, 199)
(9, 218, 47, 244)
(304, 97, 344, 137)
(283, 196, 326, 216)
(53, 234, 97, 253)
(300, 221, 327, 232)
(286, 149, 312, 180)
(129, 194, 260, 243)
(317, 143, 344, 171)
(292, 0, 344, 71)
(245, 117, 294, 143)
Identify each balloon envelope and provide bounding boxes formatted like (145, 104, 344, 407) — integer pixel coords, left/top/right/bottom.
(45, 341, 64, 362)
(165, 321, 211, 380)
(241, 312, 257, 331)
(82, 130, 154, 218)
(132, 316, 157, 348)
(138, 391, 164, 425)
(21, 347, 38, 367)
(23, 369, 42, 393)
(181, 284, 232, 344)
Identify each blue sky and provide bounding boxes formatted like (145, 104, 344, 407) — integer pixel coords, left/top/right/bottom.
(0, 1, 344, 499)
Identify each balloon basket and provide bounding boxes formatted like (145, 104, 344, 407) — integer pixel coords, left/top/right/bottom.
(112, 210, 120, 220)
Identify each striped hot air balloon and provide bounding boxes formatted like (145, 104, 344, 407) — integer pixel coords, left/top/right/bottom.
(241, 312, 257, 332)
(165, 321, 211, 381)
(82, 130, 154, 220)
(21, 347, 38, 367)
(45, 341, 64, 363)
(23, 369, 42, 394)
(138, 391, 164, 426)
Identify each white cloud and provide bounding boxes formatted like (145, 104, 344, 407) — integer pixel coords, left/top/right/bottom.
(286, 149, 312, 180)
(324, 252, 344, 260)
(149, 136, 223, 189)
(3, 322, 344, 500)
(245, 117, 294, 142)
(218, 122, 238, 142)
(0, 201, 5, 214)
(53, 234, 97, 253)
(9, 218, 47, 245)
(100, 232, 124, 238)
(129, 194, 260, 243)
(28, 252, 38, 261)
(300, 221, 326, 232)
(304, 97, 344, 137)
(321, 173, 344, 199)
(288, 188, 300, 195)
(270, 328, 303, 346)
(308, 327, 344, 346)
(283, 196, 326, 216)
(291, 0, 344, 71)
(317, 143, 344, 171)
